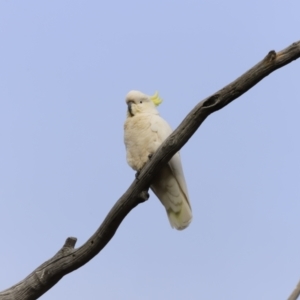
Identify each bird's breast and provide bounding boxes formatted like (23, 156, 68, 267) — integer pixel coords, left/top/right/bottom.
(124, 115, 160, 170)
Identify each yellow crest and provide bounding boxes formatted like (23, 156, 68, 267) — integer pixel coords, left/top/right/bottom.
(150, 91, 163, 106)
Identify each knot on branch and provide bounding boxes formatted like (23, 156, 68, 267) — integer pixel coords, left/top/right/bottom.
(202, 94, 219, 108)
(264, 50, 276, 62)
(137, 190, 149, 203)
(63, 237, 77, 249)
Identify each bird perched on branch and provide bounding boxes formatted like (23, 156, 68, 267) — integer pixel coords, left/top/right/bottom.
(124, 90, 192, 230)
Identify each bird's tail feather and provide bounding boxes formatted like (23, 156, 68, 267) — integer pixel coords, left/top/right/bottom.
(167, 199, 192, 230)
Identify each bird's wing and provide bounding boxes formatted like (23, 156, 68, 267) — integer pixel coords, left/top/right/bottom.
(168, 153, 191, 208)
(150, 114, 192, 229)
(150, 114, 172, 149)
(150, 114, 191, 208)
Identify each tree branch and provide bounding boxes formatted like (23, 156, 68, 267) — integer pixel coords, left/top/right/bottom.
(288, 280, 300, 300)
(1, 40, 300, 300)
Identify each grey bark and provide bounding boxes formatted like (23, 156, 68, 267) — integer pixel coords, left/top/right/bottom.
(288, 280, 300, 300)
(1, 41, 300, 300)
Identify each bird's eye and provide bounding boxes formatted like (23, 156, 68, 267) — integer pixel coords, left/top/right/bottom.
(140, 101, 143, 103)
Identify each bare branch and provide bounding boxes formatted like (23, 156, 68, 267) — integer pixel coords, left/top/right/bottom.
(288, 280, 300, 300)
(1, 40, 299, 300)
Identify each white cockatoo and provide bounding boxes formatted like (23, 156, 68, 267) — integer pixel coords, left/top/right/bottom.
(124, 90, 192, 230)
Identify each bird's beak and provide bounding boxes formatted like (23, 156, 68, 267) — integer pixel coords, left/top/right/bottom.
(127, 101, 134, 116)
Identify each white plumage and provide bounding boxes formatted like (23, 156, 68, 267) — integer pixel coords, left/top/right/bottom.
(124, 90, 192, 230)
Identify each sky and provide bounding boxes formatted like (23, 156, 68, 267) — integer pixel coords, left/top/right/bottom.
(0, 1, 299, 299)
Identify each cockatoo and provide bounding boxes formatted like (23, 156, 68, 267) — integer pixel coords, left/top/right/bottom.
(124, 90, 192, 230)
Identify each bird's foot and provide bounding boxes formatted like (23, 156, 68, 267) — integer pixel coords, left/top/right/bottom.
(135, 170, 141, 179)
(135, 155, 152, 180)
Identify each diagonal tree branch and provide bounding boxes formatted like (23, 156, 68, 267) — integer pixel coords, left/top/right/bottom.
(1, 41, 300, 300)
(288, 280, 300, 300)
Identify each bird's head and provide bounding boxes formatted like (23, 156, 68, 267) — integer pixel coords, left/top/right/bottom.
(125, 90, 163, 117)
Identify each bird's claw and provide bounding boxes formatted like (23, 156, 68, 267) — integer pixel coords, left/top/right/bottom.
(135, 170, 140, 179)
(135, 155, 152, 180)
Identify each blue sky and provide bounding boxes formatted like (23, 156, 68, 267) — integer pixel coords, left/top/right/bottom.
(0, 1, 299, 299)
